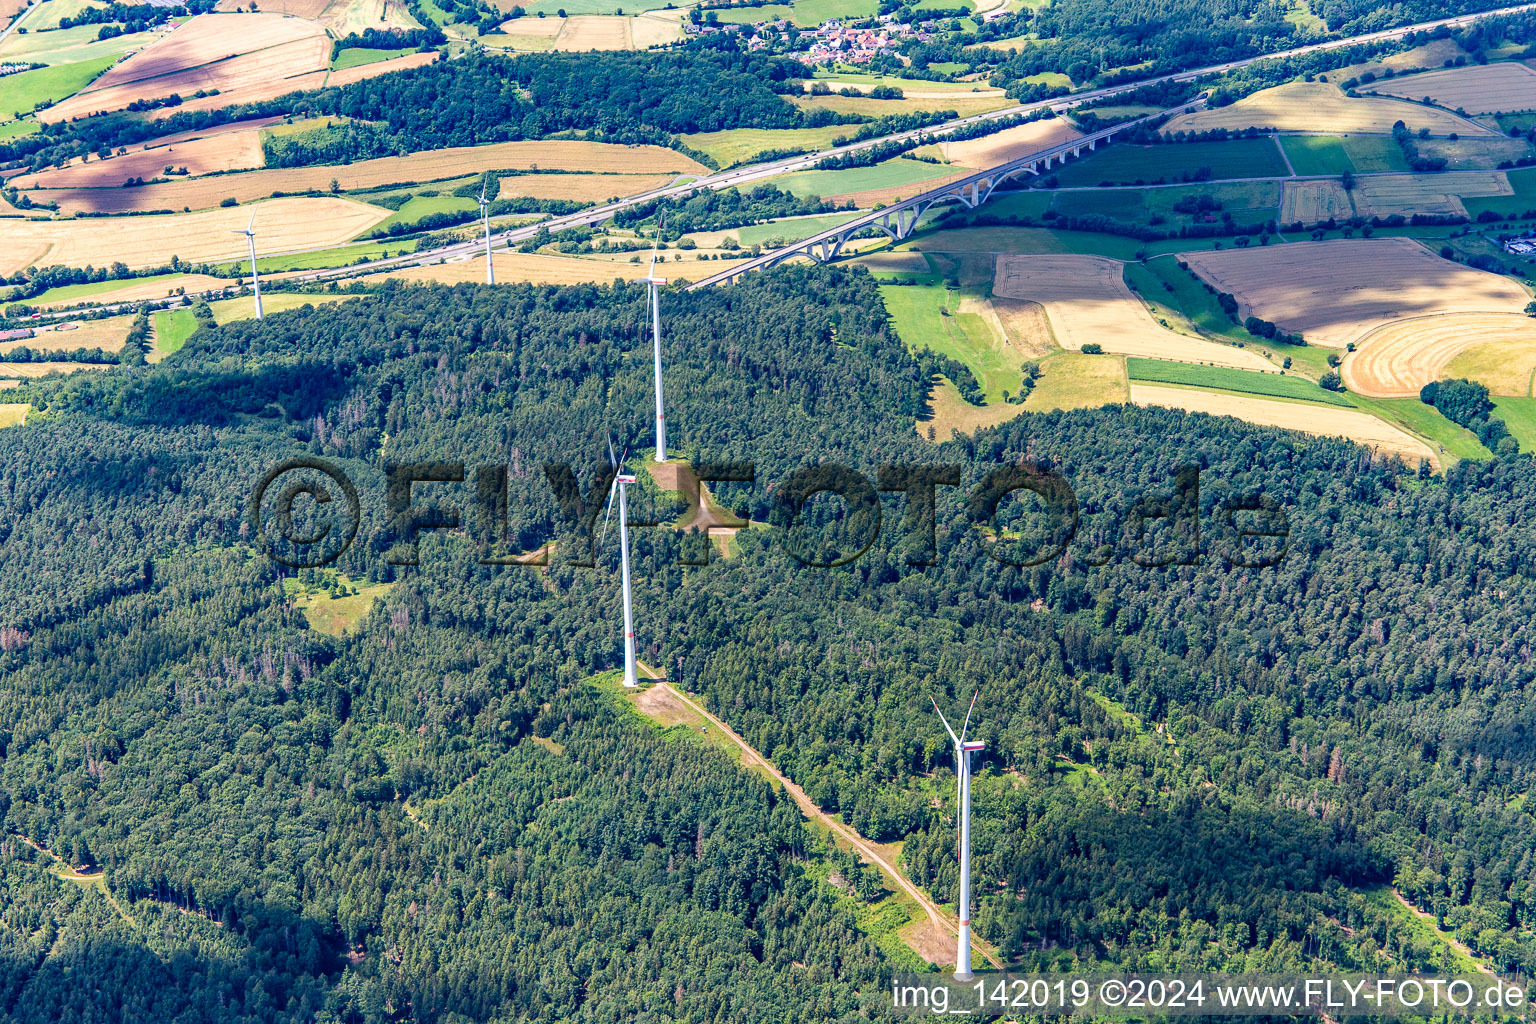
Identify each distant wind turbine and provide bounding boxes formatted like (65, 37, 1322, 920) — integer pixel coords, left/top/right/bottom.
(641, 215, 668, 462)
(230, 212, 262, 320)
(933, 692, 985, 982)
(599, 440, 640, 688)
(479, 176, 494, 285)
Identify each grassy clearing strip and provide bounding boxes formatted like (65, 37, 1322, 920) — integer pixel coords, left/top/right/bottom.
(1492, 397, 1536, 452)
(153, 309, 199, 355)
(1126, 357, 1353, 406)
(1346, 394, 1492, 463)
(1357, 884, 1492, 977)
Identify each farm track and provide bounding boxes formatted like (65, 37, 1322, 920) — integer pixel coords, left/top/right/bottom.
(635, 664, 1004, 971)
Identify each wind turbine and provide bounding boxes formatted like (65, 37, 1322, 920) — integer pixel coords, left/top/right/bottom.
(479, 176, 494, 285)
(640, 215, 668, 462)
(599, 441, 640, 688)
(231, 212, 262, 319)
(933, 692, 985, 983)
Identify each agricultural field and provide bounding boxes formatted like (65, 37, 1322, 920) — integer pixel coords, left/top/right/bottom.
(486, 10, 683, 49)
(1351, 170, 1513, 219)
(1130, 384, 1435, 464)
(1363, 62, 1536, 115)
(1180, 238, 1531, 349)
(1278, 135, 1354, 175)
(706, 0, 877, 27)
(1436, 322, 1536, 396)
(1328, 37, 1468, 84)
(770, 158, 962, 206)
(680, 125, 854, 166)
(39, 14, 332, 122)
(1163, 82, 1495, 136)
(992, 254, 1275, 369)
(1053, 180, 1283, 224)
(1050, 137, 1290, 186)
(791, 92, 1012, 119)
(332, 47, 404, 71)
(1414, 135, 1532, 170)
(0, 404, 28, 427)
(15, 315, 131, 353)
(20, 142, 699, 213)
(206, 292, 360, 325)
(0, 22, 163, 67)
(0, 55, 116, 121)
(1279, 180, 1358, 223)
(29, 273, 225, 308)
(735, 212, 861, 247)
(362, 251, 652, 287)
(13, 124, 270, 189)
(937, 118, 1081, 169)
(1126, 357, 1353, 405)
(0, 197, 391, 274)
(1463, 166, 1536, 220)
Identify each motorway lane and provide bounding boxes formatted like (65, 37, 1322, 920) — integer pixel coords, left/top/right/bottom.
(21, 0, 1536, 319)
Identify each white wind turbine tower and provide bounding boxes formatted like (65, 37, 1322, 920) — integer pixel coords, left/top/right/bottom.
(640, 215, 668, 462)
(933, 693, 985, 982)
(479, 177, 494, 285)
(599, 441, 640, 688)
(231, 212, 262, 319)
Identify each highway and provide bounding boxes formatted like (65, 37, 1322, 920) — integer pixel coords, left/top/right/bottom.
(19, 0, 1536, 320)
(0, 0, 38, 47)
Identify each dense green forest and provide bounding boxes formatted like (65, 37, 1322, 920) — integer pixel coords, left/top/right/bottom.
(2, 268, 1535, 1021)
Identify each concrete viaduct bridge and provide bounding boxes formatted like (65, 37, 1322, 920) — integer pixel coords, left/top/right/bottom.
(687, 101, 1203, 290)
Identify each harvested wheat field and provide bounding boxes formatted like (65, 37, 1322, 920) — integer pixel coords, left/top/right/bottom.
(1344, 313, 1536, 397)
(1280, 180, 1359, 224)
(37, 274, 227, 309)
(1164, 82, 1494, 136)
(326, 50, 437, 88)
(0, 197, 390, 274)
(15, 130, 269, 190)
(0, 362, 109, 378)
(992, 298, 1055, 356)
(39, 14, 330, 123)
(554, 15, 630, 50)
(992, 254, 1274, 369)
(1181, 239, 1531, 349)
(631, 12, 683, 48)
(1131, 384, 1434, 463)
(26, 144, 698, 213)
(497, 172, 678, 203)
(938, 118, 1082, 169)
(1353, 171, 1512, 219)
(1365, 62, 1536, 115)
(20, 316, 132, 353)
(364, 252, 651, 287)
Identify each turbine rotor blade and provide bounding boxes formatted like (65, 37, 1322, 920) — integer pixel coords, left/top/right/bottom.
(247, 211, 255, 233)
(599, 474, 618, 550)
(648, 210, 664, 276)
(931, 696, 960, 746)
(959, 691, 978, 744)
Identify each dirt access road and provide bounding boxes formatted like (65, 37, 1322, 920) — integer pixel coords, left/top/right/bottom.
(637, 665, 1002, 970)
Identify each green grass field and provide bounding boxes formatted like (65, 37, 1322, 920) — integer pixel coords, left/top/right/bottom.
(1, 55, 116, 121)
(1347, 395, 1493, 462)
(1492, 397, 1536, 451)
(1340, 134, 1410, 173)
(1053, 137, 1290, 187)
(735, 212, 860, 247)
(0, 23, 157, 66)
(709, 0, 878, 23)
(217, 240, 418, 274)
(331, 47, 407, 71)
(152, 309, 199, 355)
(1123, 256, 1254, 344)
(1279, 135, 1353, 175)
(286, 575, 395, 635)
(524, 0, 696, 13)
(772, 157, 958, 200)
(880, 282, 1020, 401)
(365, 195, 478, 237)
(1464, 166, 1536, 221)
(0, 404, 30, 428)
(27, 272, 192, 306)
(680, 125, 854, 166)
(904, 224, 1147, 260)
(0, 118, 40, 142)
(1126, 357, 1353, 405)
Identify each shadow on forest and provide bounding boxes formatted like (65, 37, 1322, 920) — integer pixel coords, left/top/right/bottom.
(103, 361, 349, 429)
(0, 904, 352, 1024)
